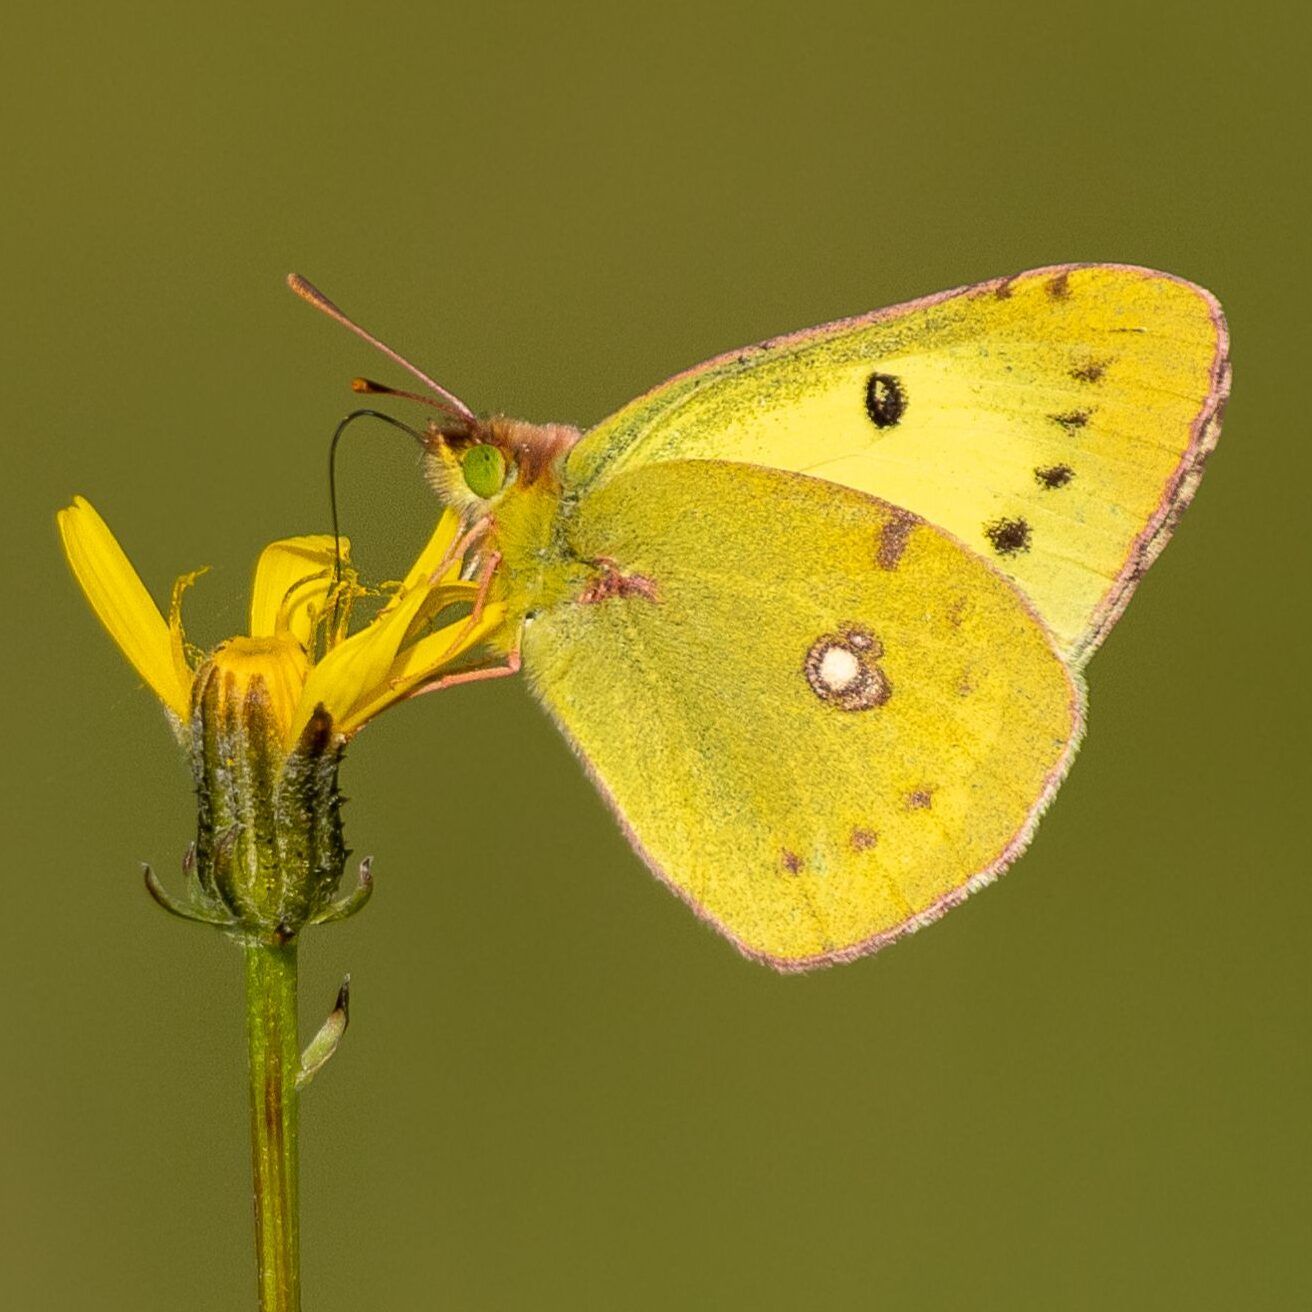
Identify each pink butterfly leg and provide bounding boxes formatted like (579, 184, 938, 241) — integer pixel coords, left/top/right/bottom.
(405, 537, 517, 701)
(405, 649, 522, 700)
(428, 515, 493, 584)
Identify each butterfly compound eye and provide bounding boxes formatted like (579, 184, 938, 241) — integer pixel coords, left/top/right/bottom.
(461, 443, 507, 498)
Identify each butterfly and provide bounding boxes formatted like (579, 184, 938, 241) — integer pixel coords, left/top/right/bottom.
(290, 264, 1230, 971)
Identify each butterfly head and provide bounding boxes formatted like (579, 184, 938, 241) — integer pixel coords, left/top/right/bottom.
(422, 415, 581, 515)
(284, 274, 582, 516)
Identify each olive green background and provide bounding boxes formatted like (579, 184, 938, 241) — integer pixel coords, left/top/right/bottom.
(2, 3, 1307, 1308)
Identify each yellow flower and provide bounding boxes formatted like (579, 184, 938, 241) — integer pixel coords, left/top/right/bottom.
(58, 495, 507, 936)
(56, 496, 505, 747)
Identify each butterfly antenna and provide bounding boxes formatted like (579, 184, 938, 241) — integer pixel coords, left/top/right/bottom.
(350, 376, 472, 414)
(287, 273, 477, 423)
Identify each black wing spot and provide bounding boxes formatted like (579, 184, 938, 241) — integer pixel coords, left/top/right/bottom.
(1035, 464, 1075, 489)
(1070, 359, 1109, 383)
(1050, 409, 1091, 432)
(864, 373, 906, 429)
(876, 511, 915, 570)
(985, 517, 1032, 556)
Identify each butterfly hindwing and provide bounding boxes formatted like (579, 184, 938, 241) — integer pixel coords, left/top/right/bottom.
(523, 460, 1083, 968)
(565, 265, 1229, 665)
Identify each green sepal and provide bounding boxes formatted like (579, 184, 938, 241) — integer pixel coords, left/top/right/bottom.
(310, 856, 374, 925)
(274, 706, 348, 932)
(141, 860, 235, 926)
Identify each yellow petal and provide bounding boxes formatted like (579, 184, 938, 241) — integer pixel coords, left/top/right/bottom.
(388, 511, 476, 645)
(57, 497, 194, 719)
(290, 567, 442, 740)
(205, 636, 311, 749)
(402, 577, 482, 647)
(249, 536, 347, 646)
(288, 513, 469, 738)
(336, 600, 509, 733)
(396, 511, 463, 596)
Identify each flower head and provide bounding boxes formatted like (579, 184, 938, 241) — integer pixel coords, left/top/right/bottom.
(57, 496, 504, 746)
(57, 497, 505, 936)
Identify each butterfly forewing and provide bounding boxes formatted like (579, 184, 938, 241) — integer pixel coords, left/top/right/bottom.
(566, 265, 1228, 664)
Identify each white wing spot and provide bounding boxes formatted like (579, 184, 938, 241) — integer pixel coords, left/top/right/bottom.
(804, 627, 891, 711)
(817, 646, 860, 691)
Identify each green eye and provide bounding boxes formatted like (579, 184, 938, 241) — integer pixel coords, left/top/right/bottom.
(461, 444, 507, 498)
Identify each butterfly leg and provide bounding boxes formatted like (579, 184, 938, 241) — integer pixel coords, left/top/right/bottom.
(465, 549, 502, 627)
(405, 649, 522, 701)
(394, 549, 512, 704)
(428, 514, 493, 585)
(425, 546, 501, 662)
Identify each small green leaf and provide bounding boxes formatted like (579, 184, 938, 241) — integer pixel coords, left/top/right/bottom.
(296, 976, 350, 1090)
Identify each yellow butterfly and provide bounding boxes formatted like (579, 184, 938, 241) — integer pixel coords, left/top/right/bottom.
(291, 265, 1229, 970)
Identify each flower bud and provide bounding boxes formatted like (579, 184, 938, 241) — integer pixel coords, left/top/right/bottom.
(189, 637, 346, 939)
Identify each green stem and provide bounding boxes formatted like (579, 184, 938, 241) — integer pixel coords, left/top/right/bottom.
(244, 939, 301, 1312)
